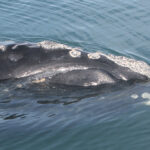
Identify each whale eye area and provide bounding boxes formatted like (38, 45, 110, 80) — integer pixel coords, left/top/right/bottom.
(8, 53, 23, 62)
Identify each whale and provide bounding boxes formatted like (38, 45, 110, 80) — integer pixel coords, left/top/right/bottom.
(0, 41, 150, 87)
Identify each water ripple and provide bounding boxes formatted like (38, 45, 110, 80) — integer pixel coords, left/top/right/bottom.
(0, 0, 150, 149)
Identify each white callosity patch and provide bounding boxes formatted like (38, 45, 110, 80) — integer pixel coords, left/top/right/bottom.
(38, 41, 83, 58)
(69, 49, 81, 58)
(141, 92, 150, 106)
(103, 54, 150, 78)
(131, 94, 139, 99)
(87, 52, 101, 59)
(38, 41, 72, 50)
(0, 45, 6, 52)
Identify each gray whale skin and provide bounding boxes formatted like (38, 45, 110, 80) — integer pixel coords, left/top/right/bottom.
(0, 41, 150, 87)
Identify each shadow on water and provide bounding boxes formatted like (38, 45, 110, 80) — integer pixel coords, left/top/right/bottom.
(0, 78, 149, 109)
(0, 78, 150, 150)
(0, 79, 130, 119)
(0, 78, 143, 105)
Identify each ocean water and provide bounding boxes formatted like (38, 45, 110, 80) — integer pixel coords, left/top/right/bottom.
(0, 0, 150, 150)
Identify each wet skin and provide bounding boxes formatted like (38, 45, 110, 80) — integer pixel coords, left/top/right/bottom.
(0, 42, 149, 87)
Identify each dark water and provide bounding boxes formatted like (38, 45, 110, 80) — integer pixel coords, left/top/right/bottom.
(0, 0, 150, 149)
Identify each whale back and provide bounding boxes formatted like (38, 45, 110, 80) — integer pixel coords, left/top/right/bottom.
(0, 41, 149, 87)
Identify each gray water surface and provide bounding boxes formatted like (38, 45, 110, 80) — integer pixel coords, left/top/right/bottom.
(0, 0, 150, 150)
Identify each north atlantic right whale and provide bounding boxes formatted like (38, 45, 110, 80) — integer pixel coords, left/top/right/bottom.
(0, 41, 150, 87)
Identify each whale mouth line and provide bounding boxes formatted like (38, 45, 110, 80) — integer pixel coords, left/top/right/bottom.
(16, 66, 89, 79)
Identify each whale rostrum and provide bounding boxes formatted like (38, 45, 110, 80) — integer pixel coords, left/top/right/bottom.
(0, 41, 150, 87)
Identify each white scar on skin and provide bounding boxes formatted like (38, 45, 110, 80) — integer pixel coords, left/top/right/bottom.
(12, 45, 18, 49)
(16, 70, 44, 78)
(84, 82, 98, 87)
(56, 66, 88, 72)
(119, 74, 128, 81)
